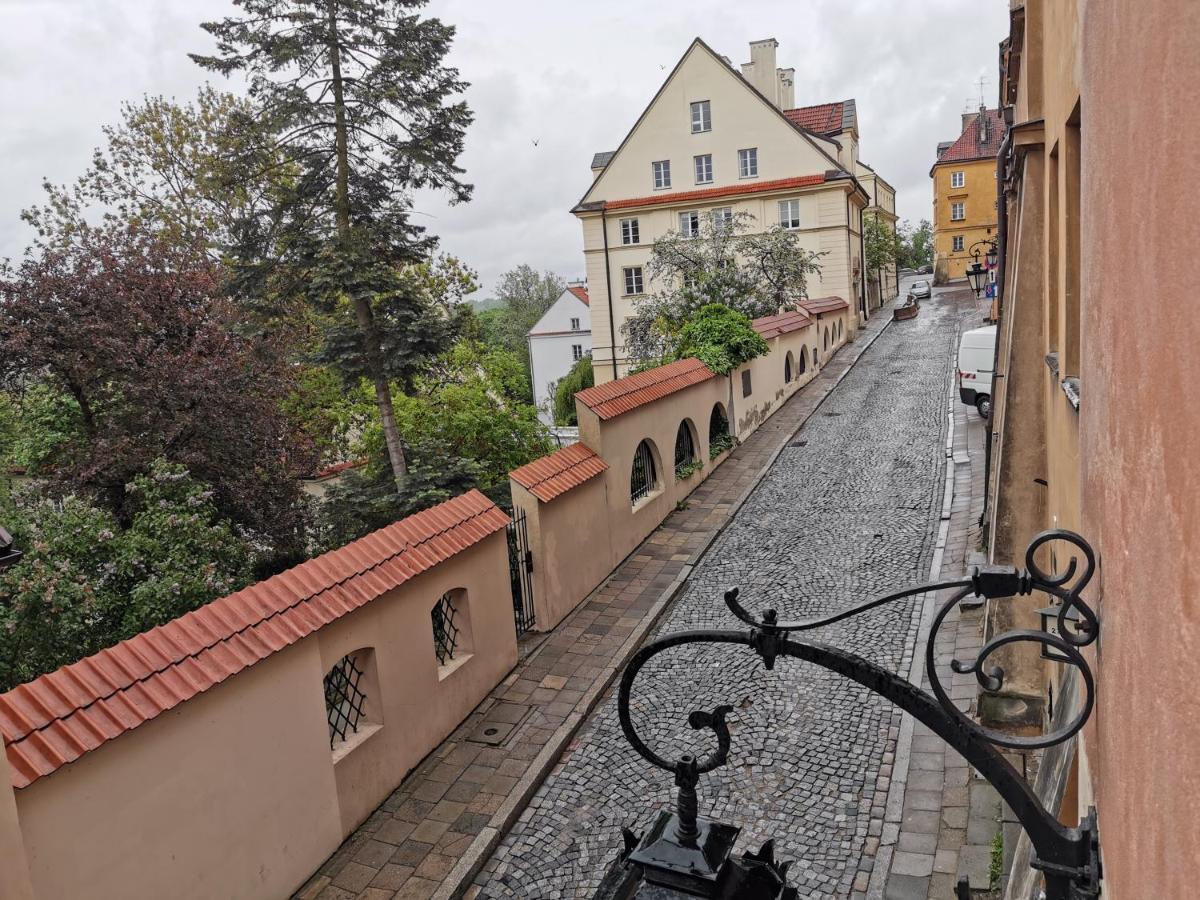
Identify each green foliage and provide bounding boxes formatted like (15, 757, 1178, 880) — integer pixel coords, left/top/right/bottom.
(674, 305, 769, 375)
(0, 383, 84, 474)
(709, 433, 734, 459)
(281, 365, 374, 465)
(0, 461, 253, 691)
(864, 213, 901, 280)
(990, 829, 1004, 887)
(553, 356, 594, 426)
(470, 265, 566, 397)
(898, 219, 934, 269)
(674, 459, 703, 480)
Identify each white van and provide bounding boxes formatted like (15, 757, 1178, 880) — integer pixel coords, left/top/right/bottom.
(957, 325, 996, 418)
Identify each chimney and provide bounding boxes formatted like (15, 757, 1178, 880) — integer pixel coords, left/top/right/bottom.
(978, 104, 990, 143)
(777, 67, 795, 109)
(961, 111, 978, 132)
(742, 38, 781, 106)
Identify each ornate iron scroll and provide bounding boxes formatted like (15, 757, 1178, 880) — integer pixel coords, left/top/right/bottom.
(612, 529, 1101, 900)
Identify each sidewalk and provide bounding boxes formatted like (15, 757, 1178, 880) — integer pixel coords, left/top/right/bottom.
(876, 307, 1007, 900)
(294, 304, 896, 900)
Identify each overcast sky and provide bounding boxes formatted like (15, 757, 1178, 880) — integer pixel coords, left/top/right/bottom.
(0, 0, 1008, 298)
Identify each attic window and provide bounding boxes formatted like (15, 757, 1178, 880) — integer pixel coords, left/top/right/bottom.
(653, 160, 671, 190)
(691, 100, 711, 133)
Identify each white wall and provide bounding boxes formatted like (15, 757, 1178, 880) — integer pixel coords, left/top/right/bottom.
(529, 290, 592, 424)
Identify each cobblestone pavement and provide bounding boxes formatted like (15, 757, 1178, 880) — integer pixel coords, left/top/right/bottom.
(295, 306, 896, 900)
(475, 290, 982, 899)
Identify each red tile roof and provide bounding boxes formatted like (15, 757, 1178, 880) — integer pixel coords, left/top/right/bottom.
(510, 442, 608, 502)
(576, 358, 716, 421)
(799, 296, 850, 316)
(604, 175, 826, 212)
(752, 309, 813, 339)
(567, 285, 590, 306)
(308, 458, 366, 480)
(784, 101, 849, 134)
(0, 490, 508, 789)
(935, 108, 1006, 165)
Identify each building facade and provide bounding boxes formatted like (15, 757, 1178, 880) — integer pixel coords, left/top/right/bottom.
(931, 107, 1005, 283)
(857, 161, 899, 307)
(527, 283, 592, 425)
(987, 1, 1199, 898)
(575, 38, 894, 384)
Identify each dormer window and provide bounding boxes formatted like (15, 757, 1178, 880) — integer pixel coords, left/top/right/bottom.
(691, 100, 711, 133)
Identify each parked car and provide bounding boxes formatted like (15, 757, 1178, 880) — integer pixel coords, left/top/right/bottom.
(918, 264, 933, 274)
(911, 279, 932, 299)
(957, 324, 996, 418)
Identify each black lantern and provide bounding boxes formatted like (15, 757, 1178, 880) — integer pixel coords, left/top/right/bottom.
(985, 244, 999, 268)
(965, 261, 987, 297)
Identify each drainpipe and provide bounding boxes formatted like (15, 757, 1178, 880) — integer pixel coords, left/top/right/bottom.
(858, 204, 869, 322)
(601, 206, 619, 381)
(982, 125, 1014, 530)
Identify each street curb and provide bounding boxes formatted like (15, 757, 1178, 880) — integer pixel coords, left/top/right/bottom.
(434, 304, 898, 900)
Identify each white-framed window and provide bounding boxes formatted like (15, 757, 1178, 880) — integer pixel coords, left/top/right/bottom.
(952, 235, 965, 252)
(778, 199, 801, 229)
(570, 317, 580, 330)
(712, 207, 733, 232)
(950, 171, 965, 189)
(620, 217, 640, 245)
(951, 202, 965, 221)
(690, 100, 711, 133)
(679, 210, 700, 238)
(694, 154, 713, 184)
(572, 344, 583, 361)
(738, 148, 758, 178)
(653, 160, 671, 190)
(623, 266, 644, 295)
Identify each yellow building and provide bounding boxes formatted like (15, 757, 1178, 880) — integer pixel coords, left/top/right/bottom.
(930, 107, 1005, 283)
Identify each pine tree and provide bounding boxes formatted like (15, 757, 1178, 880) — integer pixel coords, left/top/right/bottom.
(192, 0, 474, 488)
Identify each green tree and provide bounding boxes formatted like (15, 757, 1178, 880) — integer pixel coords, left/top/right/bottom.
(898, 219, 934, 269)
(472, 265, 566, 393)
(623, 212, 822, 366)
(553, 356, 594, 426)
(193, 0, 474, 489)
(674, 304, 769, 375)
(864, 213, 901, 296)
(0, 461, 253, 691)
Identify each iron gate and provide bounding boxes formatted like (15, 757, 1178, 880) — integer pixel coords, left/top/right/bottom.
(507, 508, 536, 636)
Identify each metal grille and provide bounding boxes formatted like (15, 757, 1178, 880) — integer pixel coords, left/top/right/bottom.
(507, 510, 536, 636)
(784, 353, 793, 383)
(709, 404, 729, 444)
(324, 654, 367, 748)
(799, 348, 807, 374)
(630, 440, 657, 504)
(674, 421, 696, 475)
(432, 592, 461, 665)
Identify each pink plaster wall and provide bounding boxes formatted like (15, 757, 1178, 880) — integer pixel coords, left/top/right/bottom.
(1079, 2, 1200, 897)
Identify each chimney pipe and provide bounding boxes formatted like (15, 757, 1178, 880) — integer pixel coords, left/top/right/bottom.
(743, 38, 781, 106)
(777, 68, 795, 109)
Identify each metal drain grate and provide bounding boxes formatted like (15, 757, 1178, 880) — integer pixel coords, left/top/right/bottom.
(467, 702, 531, 745)
(790, 439, 808, 448)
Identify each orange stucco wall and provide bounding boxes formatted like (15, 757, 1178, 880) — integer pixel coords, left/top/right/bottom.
(12, 534, 517, 900)
(1077, 2, 1200, 897)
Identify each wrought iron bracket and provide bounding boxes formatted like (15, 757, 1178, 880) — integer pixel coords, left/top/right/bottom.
(609, 529, 1102, 900)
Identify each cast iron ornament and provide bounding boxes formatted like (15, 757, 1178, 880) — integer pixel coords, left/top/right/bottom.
(602, 529, 1101, 900)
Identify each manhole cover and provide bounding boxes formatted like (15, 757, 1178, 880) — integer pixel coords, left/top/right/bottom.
(467, 702, 531, 745)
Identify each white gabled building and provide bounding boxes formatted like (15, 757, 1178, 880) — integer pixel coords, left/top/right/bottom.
(528, 283, 592, 425)
(575, 37, 899, 384)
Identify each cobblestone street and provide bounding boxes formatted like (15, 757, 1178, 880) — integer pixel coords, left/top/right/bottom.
(476, 289, 983, 899)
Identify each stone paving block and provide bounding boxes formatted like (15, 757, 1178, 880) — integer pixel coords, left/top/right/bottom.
(958, 843, 994, 890)
(330, 862, 378, 894)
(897, 831, 937, 854)
(892, 850, 935, 877)
(885, 873, 931, 900)
(352, 839, 396, 869)
(368, 863, 415, 891)
(933, 848, 959, 874)
(393, 876, 441, 899)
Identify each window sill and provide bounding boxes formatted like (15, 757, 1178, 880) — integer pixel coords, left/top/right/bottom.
(631, 489, 664, 514)
(695, 181, 714, 186)
(437, 652, 474, 682)
(653, 186, 672, 192)
(331, 722, 382, 765)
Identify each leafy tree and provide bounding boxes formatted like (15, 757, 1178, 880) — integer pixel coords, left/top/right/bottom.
(898, 219, 934, 269)
(193, 0, 474, 489)
(472, 265, 566, 395)
(0, 461, 253, 691)
(553, 356, 594, 426)
(674, 305, 769, 375)
(864, 213, 901, 295)
(0, 226, 316, 551)
(623, 212, 822, 366)
(0, 383, 83, 474)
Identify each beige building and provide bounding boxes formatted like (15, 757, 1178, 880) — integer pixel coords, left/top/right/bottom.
(576, 38, 896, 384)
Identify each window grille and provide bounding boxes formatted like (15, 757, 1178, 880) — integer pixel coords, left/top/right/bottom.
(324, 653, 368, 748)
(674, 421, 696, 476)
(631, 440, 657, 504)
(799, 348, 807, 375)
(785, 353, 793, 383)
(431, 592, 461, 665)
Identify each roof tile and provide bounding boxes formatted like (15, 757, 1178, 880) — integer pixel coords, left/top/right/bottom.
(575, 358, 717, 421)
(752, 310, 813, 339)
(567, 285, 590, 306)
(0, 490, 508, 789)
(935, 108, 1006, 165)
(799, 296, 850, 316)
(784, 101, 851, 134)
(604, 175, 826, 212)
(510, 443, 609, 503)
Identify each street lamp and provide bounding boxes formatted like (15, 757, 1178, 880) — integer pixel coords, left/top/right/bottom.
(965, 261, 988, 297)
(1036, 601, 1086, 661)
(965, 239, 998, 298)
